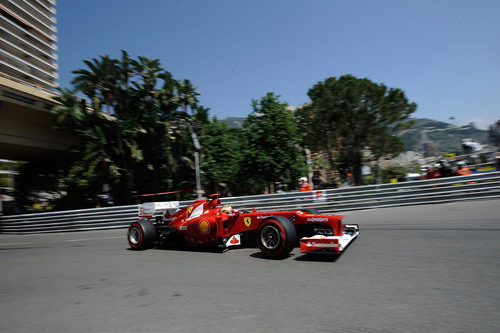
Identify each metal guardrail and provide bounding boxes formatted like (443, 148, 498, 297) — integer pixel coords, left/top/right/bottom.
(1, 171, 499, 234)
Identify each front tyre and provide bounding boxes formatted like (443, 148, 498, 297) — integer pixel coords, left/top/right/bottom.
(128, 219, 157, 250)
(257, 216, 297, 259)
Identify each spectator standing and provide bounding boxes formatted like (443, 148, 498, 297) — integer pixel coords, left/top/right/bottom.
(298, 177, 312, 191)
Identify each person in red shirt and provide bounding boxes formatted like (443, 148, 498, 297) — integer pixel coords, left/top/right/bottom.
(426, 164, 441, 179)
(298, 177, 312, 191)
(455, 161, 472, 176)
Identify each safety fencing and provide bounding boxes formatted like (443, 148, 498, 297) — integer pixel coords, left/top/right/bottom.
(1, 171, 499, 234)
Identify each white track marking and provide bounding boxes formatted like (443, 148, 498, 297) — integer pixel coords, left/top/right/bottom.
(0, 235, 123, 246)
(65, 236, 123, 242)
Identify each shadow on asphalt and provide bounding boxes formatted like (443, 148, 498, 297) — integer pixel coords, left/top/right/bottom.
(249, 251, 340, 262)
(249, 251, 295, 260)
(126, 245, 226, 253)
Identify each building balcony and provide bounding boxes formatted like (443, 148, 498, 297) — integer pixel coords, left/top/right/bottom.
(0, 53, 57, 89)
(2, 0, 56, 38)
(0, 37, 57, 74)
(0, 14, 56, 54)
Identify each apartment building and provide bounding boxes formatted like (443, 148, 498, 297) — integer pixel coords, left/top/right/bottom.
(0, 0, 57, 90)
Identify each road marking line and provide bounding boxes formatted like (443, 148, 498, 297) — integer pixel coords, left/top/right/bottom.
(0, 242, 38, 246)
(0, 235, 123, 246)
(65, 236, 123, 242)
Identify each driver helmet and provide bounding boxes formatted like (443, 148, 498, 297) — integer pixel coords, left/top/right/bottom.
(299, 177, 307, 184)
(220, 205, 233, 214)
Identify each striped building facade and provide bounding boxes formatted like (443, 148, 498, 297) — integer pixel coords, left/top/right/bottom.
(0, 0, 57, 90)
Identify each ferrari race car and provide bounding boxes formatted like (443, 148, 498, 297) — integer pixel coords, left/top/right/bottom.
(127, 194, 359, 259)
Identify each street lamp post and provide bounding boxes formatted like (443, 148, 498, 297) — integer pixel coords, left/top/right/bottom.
(304, 148, 313, 189)
(194, 151, 201, 199)
(189, 126, 202, 199)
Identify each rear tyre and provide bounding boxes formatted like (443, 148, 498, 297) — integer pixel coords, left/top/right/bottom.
(128, 219, 157, 250)
(257, 216, 297, 259)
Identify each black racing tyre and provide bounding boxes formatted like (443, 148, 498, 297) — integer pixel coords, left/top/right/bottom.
(302, 208, 320, 215)
(257, 216, 297, 259)
(128, 219, 157, 250)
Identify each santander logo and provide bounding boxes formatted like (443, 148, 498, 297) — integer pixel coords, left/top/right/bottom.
(230, 236, 239, 244)
(305, 242, 338, 248)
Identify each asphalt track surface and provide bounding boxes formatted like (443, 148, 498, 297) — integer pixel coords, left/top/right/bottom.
(1, 199, 499, 333)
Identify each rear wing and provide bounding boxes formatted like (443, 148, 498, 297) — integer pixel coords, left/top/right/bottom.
(138, 201, 180, 219)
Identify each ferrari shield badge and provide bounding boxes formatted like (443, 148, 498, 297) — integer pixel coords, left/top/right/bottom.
(244, 217, 251, 227)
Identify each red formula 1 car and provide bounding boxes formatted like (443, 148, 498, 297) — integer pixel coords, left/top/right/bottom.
(127, 194, 359, 259)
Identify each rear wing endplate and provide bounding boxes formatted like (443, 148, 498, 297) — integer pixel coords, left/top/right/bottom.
(138, 201, 180, 218)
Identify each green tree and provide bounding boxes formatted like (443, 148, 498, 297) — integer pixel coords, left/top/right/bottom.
(177, 79, 200, 114)
(240, 92, 307, 194)
(199, 118, 243, 196)
(304, 75, 416, 185)
(381, 166, 411, 183)
(50, 51, 204, 205)
(51, 89, 123, 204)
(488, 120, 500, 147)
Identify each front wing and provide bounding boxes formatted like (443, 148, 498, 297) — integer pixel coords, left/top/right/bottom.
(299, 224, 359, 253)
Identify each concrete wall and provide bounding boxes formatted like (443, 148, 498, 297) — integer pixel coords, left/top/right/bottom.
(0, 76, 78, 161)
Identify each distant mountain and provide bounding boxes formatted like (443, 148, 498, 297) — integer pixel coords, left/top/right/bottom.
(397, 118, 488, 154)
(222, 116, 489, 155)
(222, 117, 245, 128)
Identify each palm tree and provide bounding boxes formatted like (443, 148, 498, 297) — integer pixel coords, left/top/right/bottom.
(134, 56, 163, 91)
(177, 79, 199, 114)
(52, 52, 208, 204)
(52, 90, 121, 201)
(52, 88, 85, 126)
(71, 55, 119, 111)
(71, 54, 137, 200)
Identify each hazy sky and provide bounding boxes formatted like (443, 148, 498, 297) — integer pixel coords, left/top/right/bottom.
(57, 0, 499, 129)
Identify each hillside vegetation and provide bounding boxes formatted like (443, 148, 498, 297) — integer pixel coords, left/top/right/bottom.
(224, 117, 489, 155)
(397, 118, 488, 154)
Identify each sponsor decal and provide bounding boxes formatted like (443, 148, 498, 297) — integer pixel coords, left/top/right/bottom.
(256, 215, 266, 219)
(315, 190, 326, 201)
(307, 217, 329, 222)
(154, 201, 179, 210)
(179, 226, 187, 231)
(244, 217, 252, 227)
(305, 242, 339, 248)
(225, 234, 241, 246)
(198, 220, 210, 234)
(188, 206, 194, 214)
(189, 204, 204, 220)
